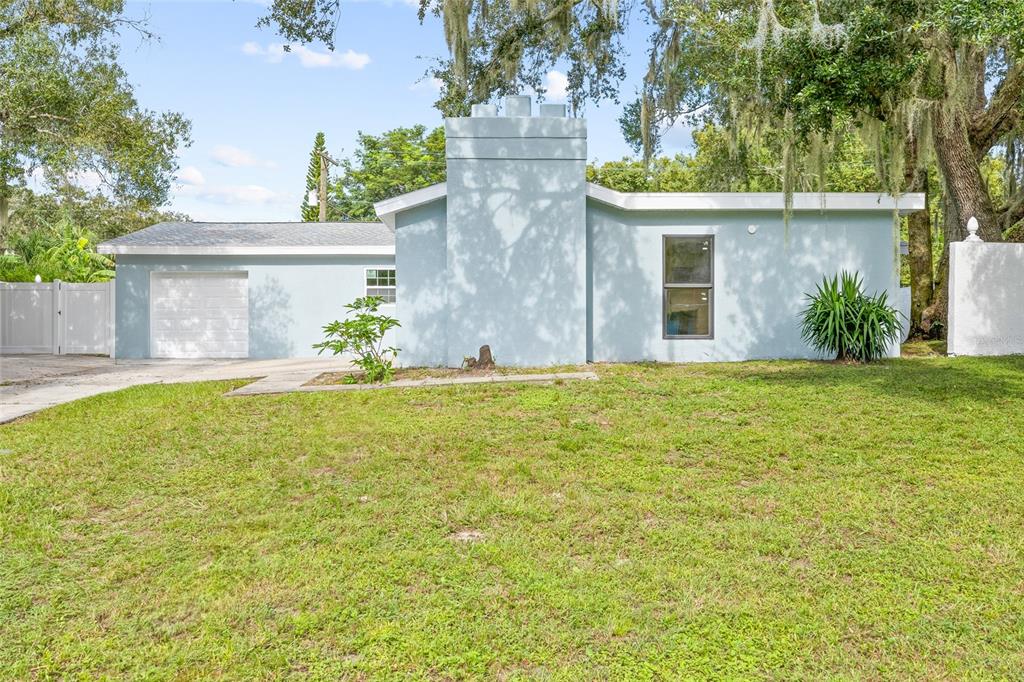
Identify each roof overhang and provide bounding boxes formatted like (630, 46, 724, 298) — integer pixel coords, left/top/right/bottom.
(586, 184, 927, 214)
(370, 181, 927, 227)
(373, 182, 447, 229)
(97, 245, 395, 256)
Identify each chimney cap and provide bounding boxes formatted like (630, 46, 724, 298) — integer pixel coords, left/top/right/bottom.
(470, 103, 498, 117)
(539, 103, 567, 118)
(504, 95, 532, 117)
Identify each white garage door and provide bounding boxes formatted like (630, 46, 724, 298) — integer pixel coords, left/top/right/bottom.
(150, 272, 249, 358)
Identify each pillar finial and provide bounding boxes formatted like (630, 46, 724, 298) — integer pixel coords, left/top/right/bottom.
(965, 216, 983, 242)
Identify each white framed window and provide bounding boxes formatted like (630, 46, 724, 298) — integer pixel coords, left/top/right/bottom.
(365, 267, 396, 304)
(663, 235, 713, 339)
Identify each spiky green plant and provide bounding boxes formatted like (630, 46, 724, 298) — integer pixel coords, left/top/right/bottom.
(800, 271, 903, 362)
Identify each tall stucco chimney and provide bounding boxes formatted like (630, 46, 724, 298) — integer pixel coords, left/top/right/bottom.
(443, 96, 587, 366)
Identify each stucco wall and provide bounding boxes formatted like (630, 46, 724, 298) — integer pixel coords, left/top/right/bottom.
(587, 202, 903, 362)
(395, 200, 448, 366)
(444, 115, 588, 367)
(949, 241, 1024, 356)
(114, 254, 395, 359)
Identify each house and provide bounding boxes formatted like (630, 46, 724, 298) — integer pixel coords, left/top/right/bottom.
(99, 222, 394, 359)
(100, 95, 924, 364)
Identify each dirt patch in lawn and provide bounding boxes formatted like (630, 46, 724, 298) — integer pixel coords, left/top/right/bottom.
(304, 365, 589, 387)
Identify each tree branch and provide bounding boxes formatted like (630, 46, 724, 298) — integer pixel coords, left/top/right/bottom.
(999, 190, 1024, 233)
(969, 61, 1024, 158)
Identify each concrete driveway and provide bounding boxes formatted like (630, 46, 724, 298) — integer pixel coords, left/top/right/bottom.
(0, 355, 352, 423)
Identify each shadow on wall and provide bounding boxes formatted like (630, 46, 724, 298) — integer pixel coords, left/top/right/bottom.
(589, 208, 899, 362)
(116, 263, 151, 358)
(445, 155, 587, 366)
(587, 208, 657, 361)
(718, 214, 897, 360)
(249, 276, 295, 358)
(717, 216, 818, 360)
(396, 201, 448, 367)
(951, 243, 1024, 355)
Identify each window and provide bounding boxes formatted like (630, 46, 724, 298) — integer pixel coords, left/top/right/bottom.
(663, 236, 713, 338)
(365, 268, 396, 304)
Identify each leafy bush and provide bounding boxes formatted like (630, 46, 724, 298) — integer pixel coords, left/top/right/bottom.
(800, 271, 903, 362)
(0, 218, 114, 283)
(313, 296, 401, 383)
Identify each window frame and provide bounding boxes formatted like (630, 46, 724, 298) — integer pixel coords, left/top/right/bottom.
(662, 235, 714, 340)
(364, 266, 397, 304)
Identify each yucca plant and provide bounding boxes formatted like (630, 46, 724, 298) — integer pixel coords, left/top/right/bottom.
(800, 271, 903, 362)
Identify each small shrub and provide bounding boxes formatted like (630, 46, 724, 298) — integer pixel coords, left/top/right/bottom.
(313, 296, 400, 383)
(800, 271, 903, 362)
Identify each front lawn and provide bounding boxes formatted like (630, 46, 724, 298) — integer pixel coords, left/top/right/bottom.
(2, 357, 1023, 678)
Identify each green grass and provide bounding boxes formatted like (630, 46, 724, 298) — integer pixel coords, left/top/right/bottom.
(2, 357, 1024, 678)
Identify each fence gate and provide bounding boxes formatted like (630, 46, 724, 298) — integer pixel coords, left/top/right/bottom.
(0, 280, 114, 356)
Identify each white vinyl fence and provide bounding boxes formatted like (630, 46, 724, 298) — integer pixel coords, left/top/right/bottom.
(0, 280, 114, 355)
(949, 237, 1024, 356)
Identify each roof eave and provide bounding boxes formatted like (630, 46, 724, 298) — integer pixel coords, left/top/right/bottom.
(373, 182, 447, 227)
(585, 183, 927, 214)
(97, 245, 396, 256)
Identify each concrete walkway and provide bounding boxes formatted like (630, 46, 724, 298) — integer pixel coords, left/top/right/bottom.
(0, 355, 352, 424)
(228, 370, 600, 396)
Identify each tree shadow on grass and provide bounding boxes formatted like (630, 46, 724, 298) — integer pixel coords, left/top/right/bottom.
(700, 355, 1024, 407)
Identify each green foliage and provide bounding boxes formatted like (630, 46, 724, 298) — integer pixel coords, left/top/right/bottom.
(590, 125, 879, 193)
(0, 216, 114, 282)
(0, 0, 191, 241)
(637, 0, 1024, 238)
(313, 296, 401, 383)
(587, 157, 691, 192)
(332, 125, 445, 221)
(7, 186, 187, 242)
(301, 132, 328, 222)
(800, 271, 903, 363)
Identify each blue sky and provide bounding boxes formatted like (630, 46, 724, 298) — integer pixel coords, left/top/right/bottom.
(117, 0, 693, 221)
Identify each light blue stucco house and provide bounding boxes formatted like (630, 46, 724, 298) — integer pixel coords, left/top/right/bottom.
(101, 95, 923, 364)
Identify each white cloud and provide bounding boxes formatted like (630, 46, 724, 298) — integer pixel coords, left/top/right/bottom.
(241, 42, 371, 70)
(543, 70, 568, 102)
(177, 165, 205, 185)
(409, 76, 443, 92)
(178, 183, 287, 205)
(210, 144, 276, 168)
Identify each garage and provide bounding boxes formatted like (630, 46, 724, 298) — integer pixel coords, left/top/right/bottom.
(99, 221, 396, 359)
(150, 272, 249, 358)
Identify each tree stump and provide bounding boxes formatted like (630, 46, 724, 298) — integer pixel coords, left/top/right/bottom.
(476, 345, 494, 369)
(463, 345, 495, 370)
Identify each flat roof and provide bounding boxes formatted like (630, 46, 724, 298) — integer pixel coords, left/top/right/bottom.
(372, 182, 927, 223)
(98, 221, 395, 256)
(585, 184, 927, 214)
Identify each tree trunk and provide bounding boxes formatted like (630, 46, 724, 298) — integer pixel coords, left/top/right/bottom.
(932, 104, 1001, 242)
(922, 192, 960, 334)
(922, 100, 1002, 334)
(903, 160, 933, 337)
(907, 204, 933, 336)
(0, 192, 8, 250)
